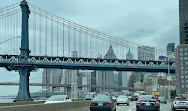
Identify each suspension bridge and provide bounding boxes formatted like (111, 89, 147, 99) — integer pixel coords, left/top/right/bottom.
(0, 0, 175, 101)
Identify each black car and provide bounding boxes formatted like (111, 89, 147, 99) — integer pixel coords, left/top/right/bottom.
(136, 95, 160, 111)
(90, 95, 116, 111)
(131, 95, 139, 101)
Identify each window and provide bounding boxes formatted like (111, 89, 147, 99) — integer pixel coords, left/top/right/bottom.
(185, 48, 188, 51)
(181, 71, 184, 74)
(186, 62, 188, 64)
(185, 57, 188, 60)
(180, 53, 183, 56)
(185, 53, 188, 56)
(180, 48, 183, 51)
(181, 75, 184, 79)
(182, 80, 184, 83)
(182, 85, 184, 88)
(186, 80, 188, 83)
(180, 57, 184, 61)
(186, 85, 188, 88)
(185, 75, 188, 79)
(185, 71, 188, 74)
(181, 66, 184, 70)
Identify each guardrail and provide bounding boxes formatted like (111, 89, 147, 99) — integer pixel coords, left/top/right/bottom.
(0, 100, 90, 111)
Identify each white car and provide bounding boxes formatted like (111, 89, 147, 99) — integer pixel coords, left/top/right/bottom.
(44, 95, 72, 104)
(171, 97, 188, 111)
(116, 95, 130, 106)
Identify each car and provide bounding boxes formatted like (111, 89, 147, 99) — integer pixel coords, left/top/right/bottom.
(136, 95, 160, 111)
(90, 95, 116, 111)
(84, 94, 94, 100)
(116, 95, 130, 106)
(112, 95, 118, 101)
(171, 97, 188, 111)
(44, 95, 72, 104)
(131, 95, 139, 101)
(158, 97, 166, 104)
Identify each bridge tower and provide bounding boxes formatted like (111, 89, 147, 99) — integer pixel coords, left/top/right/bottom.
(14, 0, 32, 101)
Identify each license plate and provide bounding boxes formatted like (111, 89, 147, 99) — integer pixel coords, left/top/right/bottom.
(98, 103, 103, 106)
(145, 103, 150, 106)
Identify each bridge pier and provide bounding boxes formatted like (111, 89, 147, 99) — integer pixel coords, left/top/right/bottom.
(14, 68, 33, 101)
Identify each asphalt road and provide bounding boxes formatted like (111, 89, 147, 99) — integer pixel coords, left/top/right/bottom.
(116, 101, 173, 111)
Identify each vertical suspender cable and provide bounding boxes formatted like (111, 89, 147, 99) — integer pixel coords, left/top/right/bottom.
(7, 13, 9, 54)
(39, 12, 42, 55)
(16, 13, 18, 55)
(90, 33, 92, 58)
(74, 24, 76, 52)
(51, 20, 53, 56)
(57, 23, 58, 56)
(68, 23, 70, 57)
(45, 17, 47, 56)
(0, 11, 2, 54)
(63, 24, 64, 56)
(86, 28, 88, 57)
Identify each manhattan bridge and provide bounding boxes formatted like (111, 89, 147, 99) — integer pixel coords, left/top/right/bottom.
(0, 0, 175, 101)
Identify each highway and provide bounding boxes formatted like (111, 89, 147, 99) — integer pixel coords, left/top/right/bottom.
(116, 101, 172, 111)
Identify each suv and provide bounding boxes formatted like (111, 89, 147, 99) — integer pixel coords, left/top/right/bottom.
(136, 95, 160, 111)
(158, 97, 166, 104)
(171, 97, 188, 111)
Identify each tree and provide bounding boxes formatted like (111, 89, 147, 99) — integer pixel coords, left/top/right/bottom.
(170, 89, 177, 99)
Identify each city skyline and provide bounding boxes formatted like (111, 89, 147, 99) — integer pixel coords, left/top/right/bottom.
(0, 0, 179, 96)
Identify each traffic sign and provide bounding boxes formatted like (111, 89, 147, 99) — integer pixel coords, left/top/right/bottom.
(167, 74, 171, 81)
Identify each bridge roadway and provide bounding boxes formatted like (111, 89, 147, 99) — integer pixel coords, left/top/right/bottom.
(0, 55, 175, 73)
(0, 82, 143, 91)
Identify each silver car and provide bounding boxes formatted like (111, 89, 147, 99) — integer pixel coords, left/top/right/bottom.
(116, 95, 130, 106)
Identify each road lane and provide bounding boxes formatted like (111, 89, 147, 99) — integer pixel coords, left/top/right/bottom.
(116, 101, 172, 111)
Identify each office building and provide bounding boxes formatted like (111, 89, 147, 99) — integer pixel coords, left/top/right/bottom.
(175, 44, 188, 95)
(167, 43, 175, 56)
(179, 0, 188, 44)
(96, 45, 116, 93)
(138, 46, 155, 60)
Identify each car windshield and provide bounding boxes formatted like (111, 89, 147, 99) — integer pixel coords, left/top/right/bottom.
(92, 96, 111, 102)
(175, 97, 187, 101)
(47, 95, 66, 101)
(139, 95, 156, 100)
(158, 97, 165, 100)
(85, 95, 93, 98)
(118, 96, 128, 98)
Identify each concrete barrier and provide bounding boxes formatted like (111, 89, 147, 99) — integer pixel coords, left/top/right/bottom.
(0, 100, 90, 111)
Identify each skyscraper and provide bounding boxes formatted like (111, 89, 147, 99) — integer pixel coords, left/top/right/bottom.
(138, 46, 155, 60)
(96, 45, 116, 92)
(167, 43, 175, 56)
(126, 48, 133, 60)
(179, 0, 188, 44)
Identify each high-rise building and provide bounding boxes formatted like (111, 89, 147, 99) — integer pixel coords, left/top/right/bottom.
(96, 45, 116, 92)
(175, 44, 188, 95)
(167, 43, 175, 56)
(42, 69, 63, 92)
(179, 0, 188, 44)
(126, 48, 133, 60)
(138, 46, 155, 60)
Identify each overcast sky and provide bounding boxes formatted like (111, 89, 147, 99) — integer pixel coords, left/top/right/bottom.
(0, 0, 179, 96)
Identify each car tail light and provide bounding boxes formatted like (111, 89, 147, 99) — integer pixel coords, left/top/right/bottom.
(107, 103, 111, 106)
(153, 102, 159, 105)
(165, 99, 166, 101)
(137, 101, 143, 104)
(126, 99, 129, 100)
(90, 102, 94, 106)
(174, 101, 177, 104)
